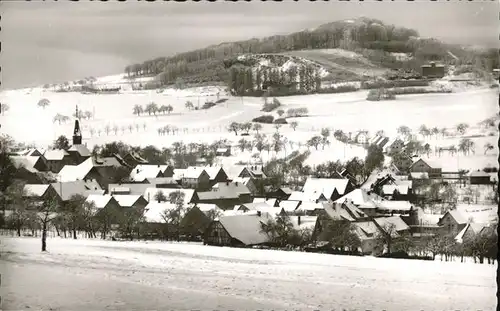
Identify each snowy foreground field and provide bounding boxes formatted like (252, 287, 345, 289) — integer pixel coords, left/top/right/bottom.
(1, 238, 496, 311)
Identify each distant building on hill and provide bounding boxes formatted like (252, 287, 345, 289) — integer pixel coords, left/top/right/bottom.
(421, 62, 445, 79)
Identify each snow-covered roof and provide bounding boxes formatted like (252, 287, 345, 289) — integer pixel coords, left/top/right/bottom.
(288, 190, 325, 203)
(302, 178, 350, 198)
(381, 184, 409, 195)
(58, 158, 94, 182)
(143, 188, 195, 205)
(203, 166, 224, 180)
(44, 149, 69, 160)
(68, 144, 91, 157)
(288, 216, 317, 231)
(10, 156, 41, 173)
(232, 177, 252, 186)
(353, 221, 380, 240)
(212, 181, 251, 196)
(92, 157, 122, 167)
(279, 200, 301, 212)
(85, 194, 114, 209)
(219, 212, 273, 245)
(112, 195, 145, 208)
(180, 167, 207, 179)
(334, 188, 383, 209)
(296, 201, 324, 212)
(377, 200, 413, 212)
(50, 180, 99, 201)
(469, 170, 491, 178)
(455, 223, 490, 243)
(129, 165, 165, 182)
(143, 202, 178, 223)
(23, 184, 50, 197)
(374, 216, 410, 233)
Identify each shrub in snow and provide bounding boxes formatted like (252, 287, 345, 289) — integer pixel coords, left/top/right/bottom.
(252, 115, 274, 124)
(366, 88, 396, 101)
(274, 118, 288, 124)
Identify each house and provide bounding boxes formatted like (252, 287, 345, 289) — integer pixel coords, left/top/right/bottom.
(23, 184, 61, 204)
(10, 156, 48, 184)
(43, 149, 72, 173)
(17, 148, 45, 157)
(129, 164, 174, 182)
(352, 221, 383, 255)
(50, 180, 103, 202)
(204, 166, 229, 186)
(122, 151, 149, 168)
(143, 177, 181, 189)
(376, 200, 414, 216)
(91, 156, 131, 185)
(203, 212, 273, 247)
(85, 194, 121, 215)
(278, 200, 301, 214)
(108, 183, 153, 196)
(112, 194, 148, 209)
(180, 204, 224, 239)
(265, 186, 293, 200)
(381, 184, 413, 201)
(196, 183, 251, 210)
(369, 135, 389, 149)
(383, 138, 405, 155)
(421, 62, 445, 79)
(373, 216, 411, 236)
(235, 202, 284, 216)
(215, 146, 232, 157)
(353, 131, 369, 145)
(232, 177, 258, 195)
(213, 181, 251, 198)
(175, 167, 211, 190)
(454, 223, 491, 243)
(143, 188, 196, 206)
(437, 210, 468, 234)
(469, 170, 492, 185)
(57, 158, 103, 186)
(409, 158, 442, 179)
(10, 155, 48, 173)
(334, 189, 384, 217)
(288, 191, 328, 203)
(392, 154, 414, 173)
(301, 178, 355, 202)
(141, 202, 177, 239)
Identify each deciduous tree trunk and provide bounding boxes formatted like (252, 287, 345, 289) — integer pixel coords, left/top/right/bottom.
(41, 222, 47, 252)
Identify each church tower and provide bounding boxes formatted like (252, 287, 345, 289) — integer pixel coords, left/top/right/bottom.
(72, 105, 82, 145)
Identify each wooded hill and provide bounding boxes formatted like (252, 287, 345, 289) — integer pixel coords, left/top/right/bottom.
(124, 17, 499, 94)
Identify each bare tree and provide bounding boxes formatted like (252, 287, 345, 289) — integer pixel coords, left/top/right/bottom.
(252, 123, 262, 134)
(290, 121, 298, 131)
(38, 194, 59, 251)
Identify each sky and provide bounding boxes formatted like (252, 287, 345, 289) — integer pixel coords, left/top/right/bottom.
(1, 0, 498, 90)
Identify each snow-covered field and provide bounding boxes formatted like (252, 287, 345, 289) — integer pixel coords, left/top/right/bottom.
(0, 237, 496, 311)
(0, 73, 497, 170)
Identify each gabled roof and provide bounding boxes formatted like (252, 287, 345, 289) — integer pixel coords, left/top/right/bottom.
(469, 170, 491, 178)
(143, 188, 195, 205)
(224, 165, 246, 180)
(302, 178, 350, 198)
(129, 165, 165, 182)
(334, 188, 384, 209)
(288, 190, 327, 203)
(323, 202, 366, 221)
(85, 194, 114, 209)
(353, 221, 380, 240)
(441, 210, 468, 225)
(67, 144, 91, 157)
(92, 156, 122, 167)
(374, 216, 410, 233)
(212, 181, 251, 196)
(297, 201, 325, 212)
(237, 202, 283, 215)
(194, 203, 223, 214)
(288, 216, 317, 231)
(50, 180, 98, 201)
(279, 200, 301, 212)
(108, 183, 151, 195)
(112, 194, 146, 208)
(173, 169, 187, 180)
(58, 158, 96, 182)
(409, 158, 441, 170)
(455, 223, 490, 243)
(23, 184, 50, 197)
(44, 149, 70, 161)
(377, 200, 413, 212)
(181, 167, 207, 179)
(381, 185, 410, 195)
(10, 156, 41, 173)
(218, 212, 273, 245)
(143, 202, 178, 223)
(232, 177, 252, 186)
(203, 166, 225, 180)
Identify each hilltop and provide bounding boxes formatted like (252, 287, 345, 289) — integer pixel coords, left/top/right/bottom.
(122, 17, 498, 94)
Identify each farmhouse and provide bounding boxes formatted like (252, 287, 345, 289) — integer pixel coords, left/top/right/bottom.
(50, 180, 103, 202)
(23, 184, 61, 204)
(334, 189, 383, 217)
(144, 177, 181, 188)
(181, 204, 223, 239)
(129, 164, 167, 182)
(383, 138, 405, 155)
(278, 200, 301, 214)
(196, 183, 252, 210)
(455, 223, 492, 243)
(438, 210, 468, 235)
(352, 221, 383, 255)
(43, 149, 72, 173)
(231, 177, 258, 195)
(381, 184, 413, 201)
(85, 194, 121, 213)
(175, 167, 211, 190)
(204, 212, 273, 247)
(57, 158, 103, 185)
(235, 202, 284, 216)
(409, 158, 442, 179)
(469, 170, 492, 185)
(392, 154, 414, 173)
(352, 131, 369, 145)
(204, 166, 229, 186)
(301, 177, 355, 202)
(112, 195, 148, 209)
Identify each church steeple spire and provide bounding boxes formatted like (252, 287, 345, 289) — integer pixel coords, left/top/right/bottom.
(72, 105, 82, 145)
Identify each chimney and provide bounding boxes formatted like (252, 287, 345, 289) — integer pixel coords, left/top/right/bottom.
(136, 168, 139, 173)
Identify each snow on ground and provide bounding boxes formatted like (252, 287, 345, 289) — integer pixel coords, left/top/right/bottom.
(0, 81, 496, 171)
(1, 237, 496, 311)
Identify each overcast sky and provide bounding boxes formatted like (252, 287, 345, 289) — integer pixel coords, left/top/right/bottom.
(1, 1, 498, 90)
